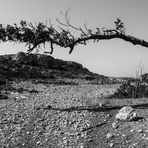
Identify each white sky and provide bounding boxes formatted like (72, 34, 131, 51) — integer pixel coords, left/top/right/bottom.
(0, 0, 148, 77)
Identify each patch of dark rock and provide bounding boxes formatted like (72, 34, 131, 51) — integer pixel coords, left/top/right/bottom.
(34, 80, 78, 86)
(132, 103, 148, 109)
(0, 79, 7, 86)
(15, 88, 38, 94)
(4, 86, 39, 94)
(0, 93, 9, 99)
(52, 81, 79, 85)
(35, 105, 52, 111)
(81, 122, 107, 132)
(49, 102, 148, 114)
(49, 105, 117, 112)
(28, 89, 39, 93)
(85, 75, 96, 81)
(132, 116, 144, 121)
(15, 87, 25, 93)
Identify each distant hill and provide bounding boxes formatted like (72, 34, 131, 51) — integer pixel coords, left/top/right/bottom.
(0, 52, 109, 82)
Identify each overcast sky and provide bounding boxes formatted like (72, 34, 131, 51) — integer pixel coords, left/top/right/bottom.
(0, 0, 148, 77)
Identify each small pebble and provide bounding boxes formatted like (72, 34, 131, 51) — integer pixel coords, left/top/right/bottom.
(36, 141, 41, 145)
(129, 143, 137, 148)
(109, 142, 114, 148)
(137, 129, 143, 133)
(88, 138, 93, 142)
(26, 131, 30, 134)
(112, 122, 118, 129)
(106, 133, 114, 139)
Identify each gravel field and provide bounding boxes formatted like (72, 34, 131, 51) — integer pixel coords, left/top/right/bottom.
(0, 79, 119, 148)
(1, 79, 148, 147)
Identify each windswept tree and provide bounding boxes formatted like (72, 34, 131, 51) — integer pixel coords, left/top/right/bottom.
(0, 10, 148, 54)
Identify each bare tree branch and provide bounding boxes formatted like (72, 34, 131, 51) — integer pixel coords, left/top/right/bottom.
(56, 9, 87, 36)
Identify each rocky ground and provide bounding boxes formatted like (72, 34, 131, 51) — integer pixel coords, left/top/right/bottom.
(0, 78, 117, 148)
(0, 78, 148, 148)
(1, 52, 148, 148)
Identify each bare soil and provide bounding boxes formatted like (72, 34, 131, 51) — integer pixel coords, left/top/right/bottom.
(0, 78, 148, 148)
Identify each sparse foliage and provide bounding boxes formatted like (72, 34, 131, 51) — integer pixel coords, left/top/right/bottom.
(114, 18, 125, 34)
(135, 61, 145, 80)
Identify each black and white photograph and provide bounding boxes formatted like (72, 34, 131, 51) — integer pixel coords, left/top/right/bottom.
(0, 0, 148, 147)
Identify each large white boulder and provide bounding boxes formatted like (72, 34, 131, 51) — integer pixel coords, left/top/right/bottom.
(115, 106, 137, 121)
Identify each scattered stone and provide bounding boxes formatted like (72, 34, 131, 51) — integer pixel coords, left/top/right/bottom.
(26, 131, 30, 135)
(104, 119, 107, 122)
(142, 134, 148, 141)
(99, 102, 104, 107)
(112, 122, 119, 129)
(130, 129, 134, 132)
(10, 92, 19, 95)
(80, 143, 85, 148)
(106, 114, 111, 118)
(122, 134, 126, 137)
(88, 138, 93, 142)
(106, 133, 114, 139)
(129, 143, 138, 148)
(115, 106, 137, 121)
(36, 141, 41, 145)
(109, 142, 114, 148)
(137, 129, 143, 133)
(0, 93, 9, 99)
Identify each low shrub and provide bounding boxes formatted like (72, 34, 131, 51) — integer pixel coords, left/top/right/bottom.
(110, 80, 148, 98)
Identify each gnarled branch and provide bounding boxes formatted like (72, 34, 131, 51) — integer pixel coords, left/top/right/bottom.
(0, 15, 148, 55)
(65, 33, 148, 54)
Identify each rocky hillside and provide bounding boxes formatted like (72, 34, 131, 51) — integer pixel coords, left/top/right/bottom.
(0, 52, 107, 81)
